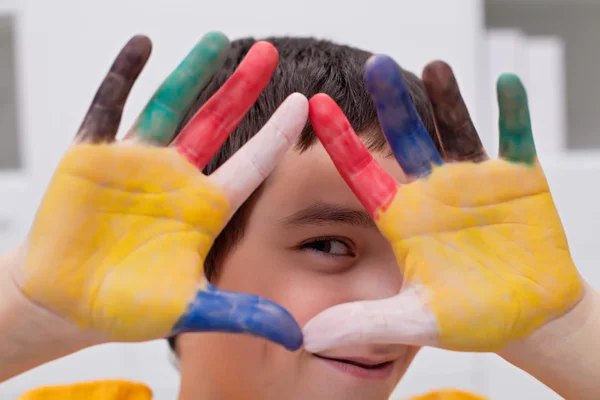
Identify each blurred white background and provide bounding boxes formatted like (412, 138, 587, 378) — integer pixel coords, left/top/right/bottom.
(1, 0, 599, 398)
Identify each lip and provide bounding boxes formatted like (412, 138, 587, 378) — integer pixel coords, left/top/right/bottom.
(314, 354, 395, 380)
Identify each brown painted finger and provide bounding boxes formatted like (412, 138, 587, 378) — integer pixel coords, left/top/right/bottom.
(76, 35, 152, 143)
(422, 60, 487, 162)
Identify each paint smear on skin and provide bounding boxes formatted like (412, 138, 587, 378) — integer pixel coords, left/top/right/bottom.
(22, 144, 303, 348)
(364, 55, 443, 177)
(422, 60, 487, 162)
(172, 283, 303, 350)
(497, 74, 537, 166)
(308, 94, 399, 217)
(376, 159, 583, 351)
(174, 41, 279, 170)
(77, 35, 152, 144)
(132, 32, 230, 145)
(22, 144, 230, 340)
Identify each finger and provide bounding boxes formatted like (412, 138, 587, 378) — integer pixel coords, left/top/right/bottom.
(303, 290, 437, 352)
(364, 55, 443, 177)
(171, 283, 303, 351)
(309, 94, 398, 218)
(127, 31, 230, 145)
(174, 41, 279, 169)
(422, 61, 487, 162)
(497, 74, 536, 165)
(210, 93, 308, 211)
(76, 35, 152, 143)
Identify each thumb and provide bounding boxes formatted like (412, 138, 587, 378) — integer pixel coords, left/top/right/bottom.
(171, 283, 303, 351)
(302, 288, 438, 353)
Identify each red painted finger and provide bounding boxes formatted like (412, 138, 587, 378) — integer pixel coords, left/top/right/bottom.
(309, 94, 398, 217)
(174, 41, 279, 169)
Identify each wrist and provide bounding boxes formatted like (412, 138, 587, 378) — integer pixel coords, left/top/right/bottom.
(500, 280, 600, 399)
(0, 241, 100, 381)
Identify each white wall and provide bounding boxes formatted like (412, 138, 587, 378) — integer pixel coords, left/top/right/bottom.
(0, 14, 20, 170)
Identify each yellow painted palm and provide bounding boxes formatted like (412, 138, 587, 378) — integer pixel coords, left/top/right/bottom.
(304, 56, 583, 353)
(10, 34, 306, 348)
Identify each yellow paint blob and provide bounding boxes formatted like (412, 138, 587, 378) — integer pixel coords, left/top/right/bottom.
(408, 389, 489, 400)
(377, 159, 583, 351)
(22, 144, 229, 341)
(18, 380, 151, 400)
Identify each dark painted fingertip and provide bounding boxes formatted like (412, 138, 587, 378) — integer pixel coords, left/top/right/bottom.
(365, 55, 443, 177)
(422, 60, 487, 162)
(171, 283, 303, 351)
(77, 35, 152, 143)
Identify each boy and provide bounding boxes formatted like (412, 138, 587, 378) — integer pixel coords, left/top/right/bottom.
(172, 36, 444, 400)
(167, 38, 489, 399)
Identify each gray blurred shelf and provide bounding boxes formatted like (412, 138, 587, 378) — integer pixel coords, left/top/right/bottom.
(486, 1, 600, 150)
(0, 14, 21, 169)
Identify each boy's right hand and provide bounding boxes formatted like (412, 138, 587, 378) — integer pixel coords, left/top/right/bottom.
(3, 33, 306, 352)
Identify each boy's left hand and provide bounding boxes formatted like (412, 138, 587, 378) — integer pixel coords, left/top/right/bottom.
(303, 55, 586, 353)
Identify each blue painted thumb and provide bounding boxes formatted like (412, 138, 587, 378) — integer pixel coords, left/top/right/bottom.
(171, 283, 303, 351)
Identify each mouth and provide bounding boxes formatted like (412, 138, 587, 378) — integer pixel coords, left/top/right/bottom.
(313, 354, 395, 380)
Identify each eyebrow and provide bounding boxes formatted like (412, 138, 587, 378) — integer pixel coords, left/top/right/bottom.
(281, 203, 378, 230)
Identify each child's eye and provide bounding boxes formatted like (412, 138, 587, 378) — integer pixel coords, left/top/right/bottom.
(301, 238, 354, 257)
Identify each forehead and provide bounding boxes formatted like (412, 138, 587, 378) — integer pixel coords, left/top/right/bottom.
(256, 138, 407, 216)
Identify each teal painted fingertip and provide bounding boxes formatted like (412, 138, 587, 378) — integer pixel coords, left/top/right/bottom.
(496, 73, 536, 165)
(134, 31, 230, 144)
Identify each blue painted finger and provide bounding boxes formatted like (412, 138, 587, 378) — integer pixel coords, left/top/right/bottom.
(365, 55, 443, 177)
(171, 283, 303, 351)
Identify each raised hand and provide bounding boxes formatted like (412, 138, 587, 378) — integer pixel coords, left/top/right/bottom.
(303, 55, 583, 353)
(11, 33, 307, 350)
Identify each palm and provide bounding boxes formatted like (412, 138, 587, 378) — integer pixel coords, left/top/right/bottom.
(21, 144, 229, 340)
(3, 34, 305, 356)
(304, 68, 584, 353)
(382, 160, 582, 351)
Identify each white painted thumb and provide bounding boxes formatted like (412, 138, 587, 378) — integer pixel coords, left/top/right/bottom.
(210, 93, 308, 212)
(302, 287, 439, 353)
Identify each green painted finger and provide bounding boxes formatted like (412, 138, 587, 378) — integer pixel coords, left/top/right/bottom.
(129, 31, 230, 145)
(497, 74, 536, 165)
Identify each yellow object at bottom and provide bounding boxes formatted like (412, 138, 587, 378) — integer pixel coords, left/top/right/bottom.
(18, 380, 152, 400)
(18, 380, 487, 400)
(408, 389, 488, 400)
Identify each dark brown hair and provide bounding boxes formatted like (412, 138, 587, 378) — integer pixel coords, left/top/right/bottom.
(169, 37, 437, 350)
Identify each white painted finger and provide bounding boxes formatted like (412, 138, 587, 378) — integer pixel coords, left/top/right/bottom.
(302, 287, 439, 353)
(210, 92, 308, 211)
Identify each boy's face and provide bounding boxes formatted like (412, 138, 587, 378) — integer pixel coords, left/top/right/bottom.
(178, 136, 418, 400)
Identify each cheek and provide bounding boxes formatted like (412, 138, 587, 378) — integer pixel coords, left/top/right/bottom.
(216, 241, 366, 331)
(217, 248, 344, 327)
(217, 236, 404, 329)
(284, 278, 354, 326)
